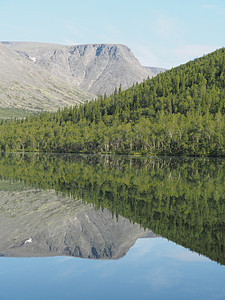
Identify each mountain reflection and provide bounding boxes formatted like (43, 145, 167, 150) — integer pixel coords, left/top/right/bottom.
(0, 153, 224, 264)
(0, 185, 152, 258)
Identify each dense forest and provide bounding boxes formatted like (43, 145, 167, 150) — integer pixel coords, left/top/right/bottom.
(1, 48, 225, 156)
(1, 153, 225, 265)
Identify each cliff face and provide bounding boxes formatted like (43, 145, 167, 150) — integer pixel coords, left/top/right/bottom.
(0, 184, 155, 259)
(3, 42, 154, 96)
(0, 42, 93, 115)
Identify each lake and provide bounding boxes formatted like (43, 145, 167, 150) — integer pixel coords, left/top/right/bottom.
(0, 153, 225, 299)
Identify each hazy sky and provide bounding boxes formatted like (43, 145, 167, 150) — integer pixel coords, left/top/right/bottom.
(0, 0, 224, 68)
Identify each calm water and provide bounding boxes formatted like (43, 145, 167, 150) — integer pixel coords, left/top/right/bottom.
(0, 153, 225, 300)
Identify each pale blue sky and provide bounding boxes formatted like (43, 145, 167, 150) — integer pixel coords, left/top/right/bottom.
(0, 0, 224, 68)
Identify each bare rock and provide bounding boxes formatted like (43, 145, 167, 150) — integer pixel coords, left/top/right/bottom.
(3, 42, 155, 96)
(0, 42, 93, 115)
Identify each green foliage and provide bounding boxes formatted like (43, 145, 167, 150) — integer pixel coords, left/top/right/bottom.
(1, 153, 225, 265)
(1, 48, 225, 156)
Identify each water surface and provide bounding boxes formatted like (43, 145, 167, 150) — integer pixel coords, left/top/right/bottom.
(0, 153, 224, 299)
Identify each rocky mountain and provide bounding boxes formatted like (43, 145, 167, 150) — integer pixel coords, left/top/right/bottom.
(145, 66, 167, 75)
(0, 42, 93, 118)
(0, 182, 155, 259)
(3, 42, 155, 96)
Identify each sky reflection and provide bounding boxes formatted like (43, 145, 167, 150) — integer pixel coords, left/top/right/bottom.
(0, 237, 224, 300)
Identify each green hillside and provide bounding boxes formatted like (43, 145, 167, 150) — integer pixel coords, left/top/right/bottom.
(1, 48, 225, 156)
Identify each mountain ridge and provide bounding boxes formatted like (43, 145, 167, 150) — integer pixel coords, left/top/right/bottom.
(3, 41, 155, 96)
(145, 66, 167, 75)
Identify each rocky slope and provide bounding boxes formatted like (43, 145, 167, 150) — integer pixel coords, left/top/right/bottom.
(0, 182, 155, 259)
(3, 42, 155, 96)
(0, 42, 93, 117)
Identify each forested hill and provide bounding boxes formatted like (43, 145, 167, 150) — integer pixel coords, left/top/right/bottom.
(1, 48, 225, 156)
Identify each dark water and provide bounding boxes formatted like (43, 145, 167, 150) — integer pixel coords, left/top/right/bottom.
(0, 153, 224, 299)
